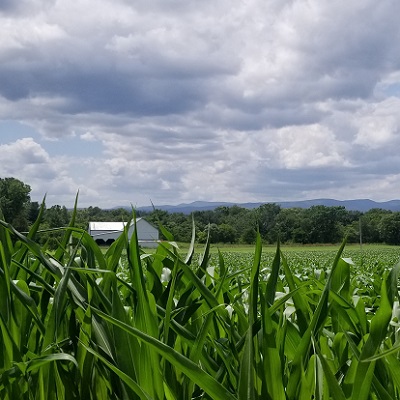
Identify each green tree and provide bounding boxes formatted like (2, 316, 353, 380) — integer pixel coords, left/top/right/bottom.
(254, 203, 281, 243)
(27, 201, 42, 225)
(0, 177, 31, 231)
(192, 210, 218, 228)
(344, 220, 361, 244)
(302, 206, 347, 244)
(208, 223, 221, 243)
(197, 223, 221, 243)
(361, 209, 391, 243)
(165, 213, 193, 242)
(379, 212, 400, 245)
(241, 227, 257, 244)
(46, 205, 70, 228)
(275, 208, 304, 243)
(37, 205, 71, 248)
(225, 206, 255, 241)
(87, 206, 106, 221)
(109, 207, 131, 221)
(218, 223, 238, 243)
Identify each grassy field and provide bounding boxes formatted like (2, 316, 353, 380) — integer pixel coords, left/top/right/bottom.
(162, 242, 400, 277)
(2, 208, 400, 399)
(159, 241, 398, 253)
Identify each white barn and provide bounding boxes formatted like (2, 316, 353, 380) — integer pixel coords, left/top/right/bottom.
(88, 218, 159, 248)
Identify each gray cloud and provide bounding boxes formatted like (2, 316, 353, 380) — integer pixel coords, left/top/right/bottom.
(1, 0, 400, 207)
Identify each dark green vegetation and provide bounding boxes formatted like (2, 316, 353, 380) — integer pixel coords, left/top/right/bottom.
(2, 176, 400, 245)
(148, 204, 400, 245)
(1, 198, 400, 399)
(0, 177, 32, 231)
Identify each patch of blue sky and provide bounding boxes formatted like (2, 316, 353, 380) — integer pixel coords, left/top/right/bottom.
(0, 120, 103, 157)
(0, 120, 39, 143)
(382, 82, 400, 97)
(43, 135, 104, 157)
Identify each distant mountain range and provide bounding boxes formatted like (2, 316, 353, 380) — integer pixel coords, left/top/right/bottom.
(134, 199, 400, 214)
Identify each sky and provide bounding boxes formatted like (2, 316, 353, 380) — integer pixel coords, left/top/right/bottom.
(1, 0, 400, 209)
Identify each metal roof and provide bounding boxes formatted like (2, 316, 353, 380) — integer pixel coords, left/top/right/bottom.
(88, 219, 142, 232)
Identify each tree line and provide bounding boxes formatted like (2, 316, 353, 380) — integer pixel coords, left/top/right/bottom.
(2, 177, 400, 245)
(143, 204, 400, 245)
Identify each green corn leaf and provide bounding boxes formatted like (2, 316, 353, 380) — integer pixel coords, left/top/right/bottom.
(260, 288, 286, 400)
(26, 196, 47, 241)
(160, 244, 220, 310)
(110, 276, 140, 398)
(11, 258, 55, 295)
(371, 375, 394, 400)
(299, 355, 315, 400)
(162, 256, 180, 347)
(104, 231, 126, 272)
(10, 279, 46, 335)
(17, 353, 79, 373)
(315, 343, 346, 400)
(351, 262, 400, 399)
(287, 238, 347, 399)
(281, 250, 309, 334)
(329, 291, 360, 335)
(355, 296, 368, 336)
(0, 216, 14, 268)
(126, 212, 165, 399)
(0, 312, 21, 369)
(53, 192, 79, 262)
(265, 238, 280, 306)
(43, 258, 74, 350)
(185, 312, 214, 399)
(198, 224, 211, 273)
(238, 231, 262, 400)
(76, 306, 93, 399)
(238, 328, 255, 400)
(91, 306, 237, 400)
(79, 342, 153, 400)
(0, 241, 12, 322)
(361, 340, 400, 362)
(184, 216, 196, 265)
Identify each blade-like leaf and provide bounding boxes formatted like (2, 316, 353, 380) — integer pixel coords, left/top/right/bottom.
(91, 306, 237, 400)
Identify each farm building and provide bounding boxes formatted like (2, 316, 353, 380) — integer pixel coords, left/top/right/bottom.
(88, 218, 159, 248)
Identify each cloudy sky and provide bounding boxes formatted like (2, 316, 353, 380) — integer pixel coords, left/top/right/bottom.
(1, 0, 400, 208)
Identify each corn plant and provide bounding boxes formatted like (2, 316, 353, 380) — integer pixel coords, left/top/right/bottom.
(1, 200, 400, 399)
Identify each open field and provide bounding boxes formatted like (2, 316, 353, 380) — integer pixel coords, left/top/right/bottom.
(152, 241, 399, 254)
(146, 242, 400, 278)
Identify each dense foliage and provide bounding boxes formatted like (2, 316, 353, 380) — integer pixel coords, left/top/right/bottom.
(2, 176, 400, 244)
(0, 177, 32, 231)
(36, 203, 400, 245)
(76, 204, 400, 245)
(1, 202, 400, 399)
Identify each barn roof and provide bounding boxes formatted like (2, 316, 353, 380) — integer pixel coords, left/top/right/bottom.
(87, 218, 160, 233)
(88, 219, 143, 232)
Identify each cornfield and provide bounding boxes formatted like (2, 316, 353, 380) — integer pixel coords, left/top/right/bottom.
(1, 201, 400, 399)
